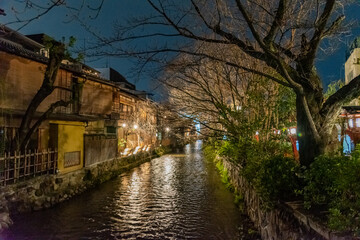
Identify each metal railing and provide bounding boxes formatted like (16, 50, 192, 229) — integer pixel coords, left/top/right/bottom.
(0, 149, 58, 186)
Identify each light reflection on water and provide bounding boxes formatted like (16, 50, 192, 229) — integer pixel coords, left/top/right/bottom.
(1, 140, 257, 240)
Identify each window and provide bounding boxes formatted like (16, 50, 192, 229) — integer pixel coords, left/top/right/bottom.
(0, 127, 18, 153)
(356, 118, 360, 128)
(57, 71, 72, 113)
(112, 92, 120, 113)
(64, 151, 81, 168)
(106, 126, 117, 135)
(72, 77, 80, 114)
(349, 119, 354, 128)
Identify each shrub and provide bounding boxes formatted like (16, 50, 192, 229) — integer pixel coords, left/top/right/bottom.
(303, 155, 345, 208)
(155, 146, 171, 156)
(254, 155, 301, 205)
(203, 143, 218, 161)
(303, 154, 360, 234)
(215, 160, 234, 191)
(205, 139, 300, 208)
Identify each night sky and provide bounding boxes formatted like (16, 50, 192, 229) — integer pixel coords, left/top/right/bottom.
(1, 0, 360, 96)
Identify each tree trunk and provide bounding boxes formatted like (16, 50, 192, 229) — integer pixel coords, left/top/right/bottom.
(296, 91, 324, 167)
(296, 91, 340, 167)
(15, 41, 65, 152)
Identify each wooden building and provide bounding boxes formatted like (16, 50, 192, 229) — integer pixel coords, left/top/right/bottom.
(0, 27, 158, 174)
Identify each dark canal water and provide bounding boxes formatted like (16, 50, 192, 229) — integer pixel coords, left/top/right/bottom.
(1, 141, 258, 240)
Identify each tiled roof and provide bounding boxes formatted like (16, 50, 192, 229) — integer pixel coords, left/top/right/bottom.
(0, 38, 48, 63)
(0, 37, 113, 86)
(343, 106, 360, 114)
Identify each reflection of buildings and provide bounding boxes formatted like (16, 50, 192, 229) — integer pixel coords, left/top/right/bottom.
(0, 26, 160, 175)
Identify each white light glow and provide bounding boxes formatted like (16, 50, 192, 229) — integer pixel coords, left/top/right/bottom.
(122, 123, 127, 128)
(290, 128, 296, 134)
(133, 124, 138, 129)
(133, 146, 141, 155)
(123, 148, 130, 156)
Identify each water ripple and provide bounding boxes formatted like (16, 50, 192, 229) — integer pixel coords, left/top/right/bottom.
(1, 141, 258, 240)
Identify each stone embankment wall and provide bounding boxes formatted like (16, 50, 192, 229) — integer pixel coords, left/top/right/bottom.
(0, 153, 155, 232)
(222, 158, 354, 240)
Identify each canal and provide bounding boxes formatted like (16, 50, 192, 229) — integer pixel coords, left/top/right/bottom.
(1, 141, 258, 239)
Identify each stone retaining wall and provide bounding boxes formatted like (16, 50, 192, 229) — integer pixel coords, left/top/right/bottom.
(221, 158, 354, 240)
(0, 152, 155, 232)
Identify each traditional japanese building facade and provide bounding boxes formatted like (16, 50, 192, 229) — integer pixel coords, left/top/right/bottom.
(0, 27, 158, 173)
(97, 67, 158, 154)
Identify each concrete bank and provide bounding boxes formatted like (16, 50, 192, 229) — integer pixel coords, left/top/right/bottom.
(0, 152, 157, 232)
(221, 158, 355, 240)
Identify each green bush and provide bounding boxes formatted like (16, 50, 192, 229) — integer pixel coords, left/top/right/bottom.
(203, 143, 218, 161)
(155, 146, 171, 156)
(303, 154, 360, 234)
(303, 155, 344, 208)
(256, 155, 301, 204)
(205, 139, 300, 208)
(215, 160, 234, 191)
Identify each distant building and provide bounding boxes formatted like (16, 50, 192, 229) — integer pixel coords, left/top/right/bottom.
(341, 37, 360, 153)
(345, 37, 360, 84)
(96, 67, 135, 90)
(97, 67, 158, 151)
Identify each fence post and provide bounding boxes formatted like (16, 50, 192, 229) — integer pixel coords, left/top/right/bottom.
(0, 152, 6, 186)
(14, 151, 18, 183)
(5, 152, 8, 186)
(34, 149, 38, 176)
(41, 149, 44, 173)
(17, 151, 21, 182)
(47, 148, 50, 174)
(24, 149, 28, 176)
(54, 148, 58, 174)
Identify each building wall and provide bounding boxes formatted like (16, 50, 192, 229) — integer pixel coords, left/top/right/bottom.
(80, 80, 113, 116)
(0, 51, 71, 113)
(50, 121, 85, 174)
(345, 48, 360, 84)
(0, 51, 115, 117)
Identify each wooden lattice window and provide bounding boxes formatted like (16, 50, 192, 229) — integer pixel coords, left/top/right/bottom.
(64, 151, 80, 168)
(112, 92, 120, 113)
